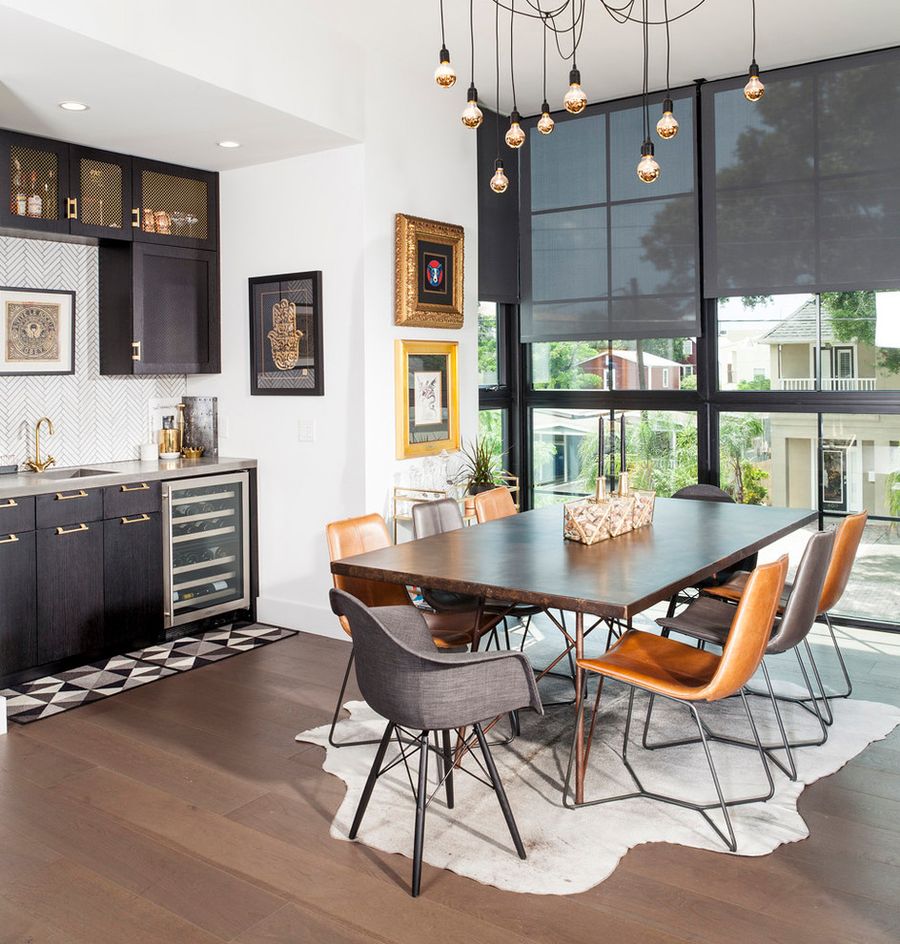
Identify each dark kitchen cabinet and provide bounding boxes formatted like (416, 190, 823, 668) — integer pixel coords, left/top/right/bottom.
(104, 511, 163, 651)
(132, 158, 218, 251)
(68, 144, 133, 242)
(0, 530, 37, 676)
(36, 521, 105, 664)
(99, 241, 220, 374)
(0, 130, 70, 235)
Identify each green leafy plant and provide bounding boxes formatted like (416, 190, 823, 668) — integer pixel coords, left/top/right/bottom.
(455, 437, 504, 493)
(886, 470, 900, 519)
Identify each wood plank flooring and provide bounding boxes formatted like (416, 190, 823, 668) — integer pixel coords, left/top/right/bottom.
(0, 623, 898, 944)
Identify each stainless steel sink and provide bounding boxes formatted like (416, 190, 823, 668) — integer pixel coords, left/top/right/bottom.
(38, 467, 116, 479)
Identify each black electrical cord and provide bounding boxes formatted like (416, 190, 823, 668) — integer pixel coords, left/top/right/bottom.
(642, 0, 649, 141)
(510, 0, 518, 110)
(469, 0, 476, 83)
(439, 0, 447, 46)
(664, 0, 671, 97)
(750, 0, 757, 62)
(495, 0, 502, 159)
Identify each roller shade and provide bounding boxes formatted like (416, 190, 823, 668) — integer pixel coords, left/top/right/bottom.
(702, 47, 900, 297)
(520, 88, 700, 342)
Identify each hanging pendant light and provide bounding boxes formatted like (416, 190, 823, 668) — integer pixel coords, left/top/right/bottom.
(536, 15, 554, 134)
(537, 101, 555, 135)
(564, 69, 587, 114)
(656, 4, 678, 140)
(490, 159, 509, 193)
(504, 1, 525, 148)
(460, 3, 482, 127)
(461, 84, 484, 128)
(636, 140, 661, 183)
(656, 98, 679, 139)
(744, 0, 765, 101)
(505, 108, 525, 148)
(433, 1, 456, 88)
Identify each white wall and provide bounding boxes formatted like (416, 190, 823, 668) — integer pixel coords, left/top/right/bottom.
(187, 146, 367, 636)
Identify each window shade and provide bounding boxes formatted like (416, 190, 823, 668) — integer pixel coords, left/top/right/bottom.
(702, 47, 900, 297)
(520, 88, 700, 343)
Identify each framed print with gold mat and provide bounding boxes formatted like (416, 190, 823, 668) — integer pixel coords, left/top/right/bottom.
(395, 339, 459, 459)
(394, 213, 464, 328)
(0, 286, 75, 376)
(249, 270, 323, 396)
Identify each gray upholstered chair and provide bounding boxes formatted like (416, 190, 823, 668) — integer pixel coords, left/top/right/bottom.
(329, 588, 542, 897)
(655, 528, 836, 780)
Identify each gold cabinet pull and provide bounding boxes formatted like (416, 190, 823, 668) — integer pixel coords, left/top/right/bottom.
(0, 533, 19, 544)
(55, 489, 88, 501)
(132, 207, 140, 228)
(120, 482, 150, 492)
(66, 196, 78, 219)
(56, 523, 89, 535)
(0, 498, 17, 509)
(121, 514, 150, 525)
(132, 340, 141, 361)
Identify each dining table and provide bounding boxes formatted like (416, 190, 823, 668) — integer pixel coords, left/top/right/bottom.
(330, 497, 818, 804)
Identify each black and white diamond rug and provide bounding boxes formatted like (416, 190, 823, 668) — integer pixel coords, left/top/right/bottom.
(2, 625, 296, 725)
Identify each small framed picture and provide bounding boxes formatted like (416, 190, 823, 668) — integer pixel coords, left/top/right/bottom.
(249, 270, 324, 396)
(395, 339, 459, 459)
(394, 213, 464, 328)
(0, 286, 75, 375)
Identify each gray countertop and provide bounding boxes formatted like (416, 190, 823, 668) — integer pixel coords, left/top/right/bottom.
(0, 456, 257, 499)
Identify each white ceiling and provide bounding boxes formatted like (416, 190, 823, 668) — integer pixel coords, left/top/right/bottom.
(440, 0, 900, 115)
(0, 5, 356, 171)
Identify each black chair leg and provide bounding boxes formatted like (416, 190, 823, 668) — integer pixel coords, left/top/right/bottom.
(441, 729, 455, 809)
(349, 721, 395, 840)
(411, 731, 430, 897)
(473, 722, 526, 860)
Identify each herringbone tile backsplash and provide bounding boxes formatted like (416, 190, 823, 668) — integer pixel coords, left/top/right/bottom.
(0, 236, 186, 468)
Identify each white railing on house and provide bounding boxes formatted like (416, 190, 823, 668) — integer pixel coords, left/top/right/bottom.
(778, 377, 877, 392)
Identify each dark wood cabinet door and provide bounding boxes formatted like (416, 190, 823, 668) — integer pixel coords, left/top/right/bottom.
(0, 531, 37, 676)
(133, 243, 220, 374)
(0, 130, 70, 234)
(68, 145, 133, 241)
(132, 158, 218, 251)
(104, 511, 163, 651)
(36, 522, 104, 664)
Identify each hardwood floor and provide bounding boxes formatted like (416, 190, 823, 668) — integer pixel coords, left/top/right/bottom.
(0, 623, 898, 944)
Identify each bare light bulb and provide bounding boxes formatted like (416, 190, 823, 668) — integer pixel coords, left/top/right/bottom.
(636, 141, 660, 184)
(563, 68, 587, 114)
(505, 109, 526, 149)
(656, 98, 679, 140)
(434, 46, 456, 88)
(744, 60, 765, 102)
(490, 159, 509, 194)
(461, 84, 483, 128)
(537, 100, 555, 135)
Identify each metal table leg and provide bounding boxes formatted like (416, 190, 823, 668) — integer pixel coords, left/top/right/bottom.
(574, 610, 585, 804)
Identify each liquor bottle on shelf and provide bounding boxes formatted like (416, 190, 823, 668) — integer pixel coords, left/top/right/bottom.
(12, 160, 26, 215)
(26, 172, 42, 218)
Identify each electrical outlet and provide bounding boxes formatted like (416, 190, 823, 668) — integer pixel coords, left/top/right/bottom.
(298, 419, 316, 443)
(219, 416, 231, 439)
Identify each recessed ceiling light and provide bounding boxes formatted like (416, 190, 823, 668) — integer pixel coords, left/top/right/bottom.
(217, 140, 241, 148)
(58, 101, 89, 112)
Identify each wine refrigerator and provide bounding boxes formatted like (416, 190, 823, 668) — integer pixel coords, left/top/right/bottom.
(162, 471, 250, 628)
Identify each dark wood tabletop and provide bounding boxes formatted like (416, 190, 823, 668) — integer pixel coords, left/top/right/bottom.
(330, 499, 818, 619)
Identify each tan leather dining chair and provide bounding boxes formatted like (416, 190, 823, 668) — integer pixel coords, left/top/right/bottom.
(325, 512, 500, 746)
(565, 556, 789, 852)
(704, 510, 868, 705)
(473, 486, 517, 523)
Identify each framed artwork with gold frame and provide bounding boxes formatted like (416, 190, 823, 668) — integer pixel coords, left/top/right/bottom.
(395, 339, 459, 459)
(249, 270, 323, 396)
(394, 213, 464, 328)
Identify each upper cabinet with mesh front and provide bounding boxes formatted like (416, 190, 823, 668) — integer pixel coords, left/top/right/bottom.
(0, 130, 218, 252)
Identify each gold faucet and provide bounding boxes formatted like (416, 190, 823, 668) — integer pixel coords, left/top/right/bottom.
(25, 417, 55, 473)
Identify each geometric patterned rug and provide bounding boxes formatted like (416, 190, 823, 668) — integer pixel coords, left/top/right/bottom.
(1, 624, 296, 725)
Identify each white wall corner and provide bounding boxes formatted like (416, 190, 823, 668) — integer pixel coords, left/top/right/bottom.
(256, 596, 349, 642)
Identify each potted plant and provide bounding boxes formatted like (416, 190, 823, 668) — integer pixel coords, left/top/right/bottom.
(455, 437, 504, 495)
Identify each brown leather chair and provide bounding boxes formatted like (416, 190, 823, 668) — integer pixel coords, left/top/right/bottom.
(325, 513, 501, 746)
(473, 486, 517, 523)
(564, 556, 788, 852)
(703, 510, 868, 704)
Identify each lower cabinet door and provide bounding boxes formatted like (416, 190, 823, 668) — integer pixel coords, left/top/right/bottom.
(37, 522, 105, 664)
(104, 511, 163, 650)
(0, 530, 37, 675)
